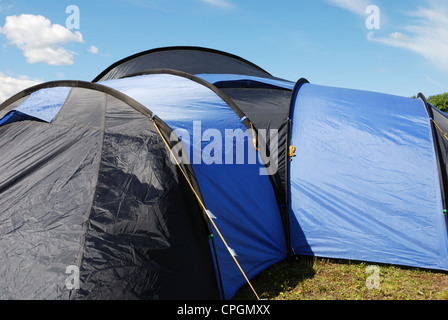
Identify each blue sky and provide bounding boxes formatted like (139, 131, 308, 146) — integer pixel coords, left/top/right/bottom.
(0, 0, 447, 103)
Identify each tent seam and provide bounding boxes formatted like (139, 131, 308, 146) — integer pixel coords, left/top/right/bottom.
(72, 91, 107, 299)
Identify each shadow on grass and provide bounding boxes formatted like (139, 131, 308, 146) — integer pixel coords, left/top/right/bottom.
(232, 256, 316, 300)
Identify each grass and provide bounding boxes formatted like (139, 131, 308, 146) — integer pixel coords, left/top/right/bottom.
(232, 256, 448, 300)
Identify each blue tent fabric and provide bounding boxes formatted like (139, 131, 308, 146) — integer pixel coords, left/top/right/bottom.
(0, 87, 71, 127)
(100, 74, 287, 299)
(289, 83, 448, 270)
(12, 87, 71, 123)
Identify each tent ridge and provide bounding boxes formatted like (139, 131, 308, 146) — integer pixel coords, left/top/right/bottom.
(92, 46, 273, 83)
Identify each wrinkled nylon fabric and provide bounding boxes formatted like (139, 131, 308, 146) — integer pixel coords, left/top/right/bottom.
(195, 74, 295, 90)
(72, 95, 219, 300)
(0, 122, 102, 299)
(0, 87, 219, 300)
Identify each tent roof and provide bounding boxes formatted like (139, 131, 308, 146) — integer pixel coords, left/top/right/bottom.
(92, 46, 276, 82)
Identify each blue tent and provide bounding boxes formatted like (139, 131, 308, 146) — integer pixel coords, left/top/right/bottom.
(1, 46, 447, 300)
(289, 83, 448, 271)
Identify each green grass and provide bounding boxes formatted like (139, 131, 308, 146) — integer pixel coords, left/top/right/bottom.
(232, 256, 448, 300)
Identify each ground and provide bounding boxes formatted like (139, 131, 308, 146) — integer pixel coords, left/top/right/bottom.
(233, 256, 448, 300)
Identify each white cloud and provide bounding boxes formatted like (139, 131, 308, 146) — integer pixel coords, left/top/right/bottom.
(0, 72, 43, 104)
(200, 0, 232, 8)
(0, 14, 84, 66)
(87, 45, 99, 54)
(368, 0, 448, 71)
(325, 0, 370, 16)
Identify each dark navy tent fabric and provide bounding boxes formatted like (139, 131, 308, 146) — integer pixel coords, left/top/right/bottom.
(289, 83, 448, 270)
(0, 81, 220, 300)
(196, 74, 295, 90)
(100, 73, 287, 299)
(93, 46, 276, 82)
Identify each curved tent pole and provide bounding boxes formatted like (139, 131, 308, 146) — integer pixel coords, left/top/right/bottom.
(118, 70, 287, 202)
(1, 80, 147, 117)
(0, 80, 214, 231)
(119, 68, 250, 120)
(0, 80, 213, 233)
(1, 79, 266, 300)
(1, 79, 226, 298)
(113, 68, 291, 251)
